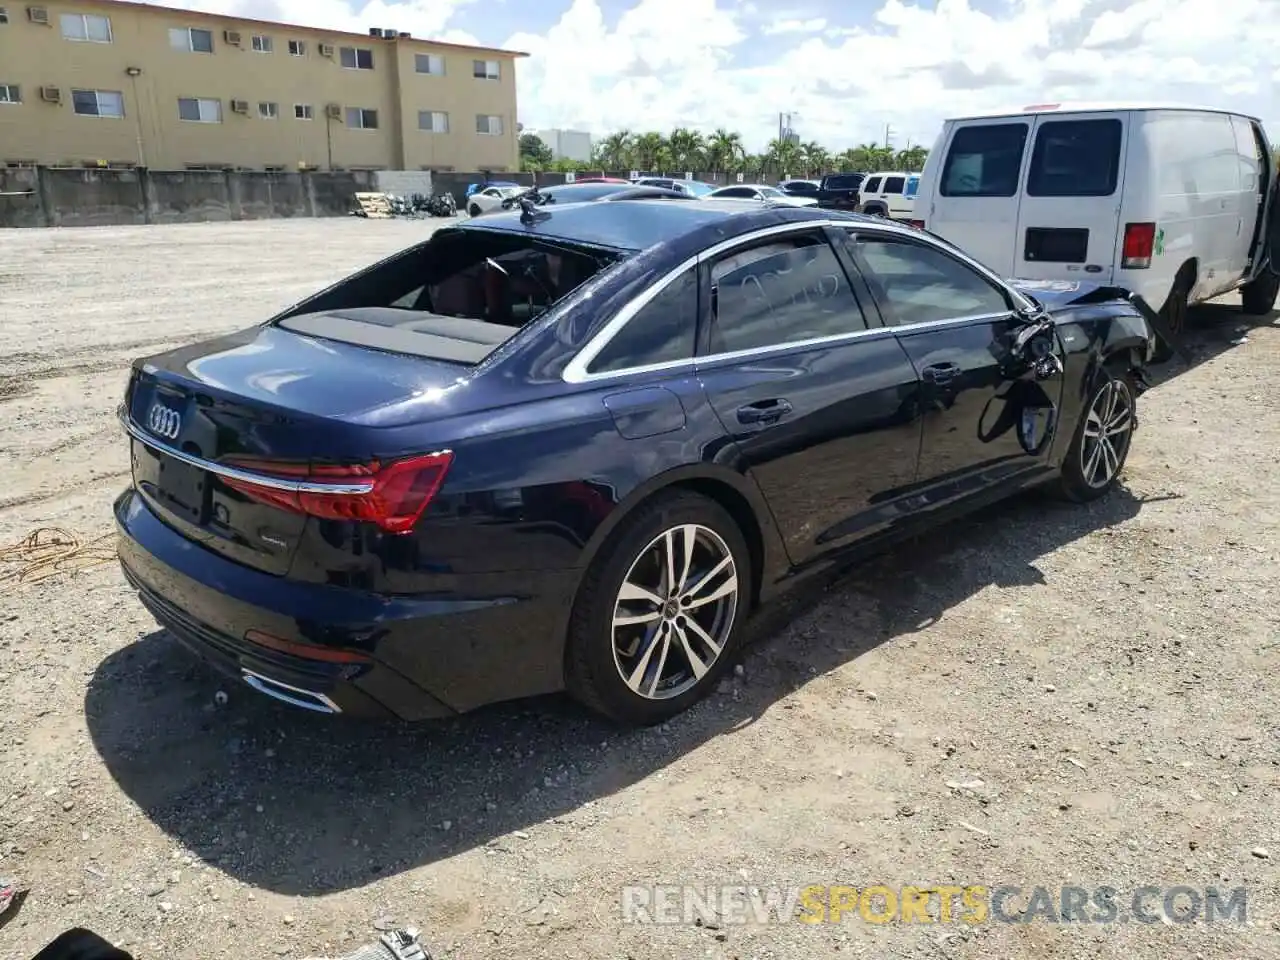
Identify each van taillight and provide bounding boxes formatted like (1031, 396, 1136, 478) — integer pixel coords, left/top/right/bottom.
(1121, 222, 1156, 269)
(222, 451, 454, 534)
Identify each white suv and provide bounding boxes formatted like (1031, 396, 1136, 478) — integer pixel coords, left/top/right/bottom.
(857, 172, 919, 220)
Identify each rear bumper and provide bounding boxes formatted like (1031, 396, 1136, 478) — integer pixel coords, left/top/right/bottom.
(114, 487, 578, 721)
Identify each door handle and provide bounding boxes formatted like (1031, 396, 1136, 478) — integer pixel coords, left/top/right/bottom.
(736, 398, 792, 425)
(922, 362, 961, 385)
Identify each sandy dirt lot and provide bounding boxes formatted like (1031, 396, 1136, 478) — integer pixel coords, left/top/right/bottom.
(1, 219, 1278, 960)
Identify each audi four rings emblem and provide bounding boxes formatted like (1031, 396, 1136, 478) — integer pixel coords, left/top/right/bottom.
(147, 404, 182, 440)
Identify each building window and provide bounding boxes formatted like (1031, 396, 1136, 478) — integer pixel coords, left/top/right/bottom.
(294, 103, 313, 120)
(339, 46, 374, 70)
(473, 59, 500, 79)
(476, 114, 503, 136)
(251, 34, 272, 53)
(288, 39, 305, 56)
(345, 107, 378, 130)
(72, 89, 124, 118)
(264, 165, 286, 172)
(60, 13, 112, 42)
(0, 8, 8, 24)
(0, 84, 19, 104)
(418, 110, 448, 133)
(178, 97, 222, 123)
(258, 101, 278, 119)
(415, 53, 444, 75)
(170, 27, 214, 53)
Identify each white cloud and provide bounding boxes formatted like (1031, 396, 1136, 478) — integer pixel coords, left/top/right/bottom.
(761, 17, 827, 35)
(149, 0, 1280, 155)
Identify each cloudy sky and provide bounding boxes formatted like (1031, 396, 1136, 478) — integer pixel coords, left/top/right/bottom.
(151, 0, 1279, 153)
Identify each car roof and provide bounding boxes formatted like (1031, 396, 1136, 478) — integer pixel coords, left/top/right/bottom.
(948, 100, 1262, 122)
(455, 198, 867, 252)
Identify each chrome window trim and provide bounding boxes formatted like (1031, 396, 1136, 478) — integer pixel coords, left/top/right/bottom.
(120, 412, 377, 495)
(561, 218, 1030, 385)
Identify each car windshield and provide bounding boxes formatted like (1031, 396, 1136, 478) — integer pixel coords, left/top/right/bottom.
(682, 181, 714, 197)
(272, 230, 619, 364)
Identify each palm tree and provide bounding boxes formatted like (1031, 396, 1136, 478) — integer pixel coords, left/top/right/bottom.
(632, 131, 667, 172)
(706, 128, 744, 176)
(801, 141, 829, 178)
(593, 130, 633, 170)
(667, 128, 706, 174)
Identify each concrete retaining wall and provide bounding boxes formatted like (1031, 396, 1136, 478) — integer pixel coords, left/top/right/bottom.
(374, 170, 434, 198)
(0, 167, 377, 229)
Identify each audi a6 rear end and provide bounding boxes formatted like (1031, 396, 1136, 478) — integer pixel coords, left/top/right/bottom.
(112, 215, 641, 722)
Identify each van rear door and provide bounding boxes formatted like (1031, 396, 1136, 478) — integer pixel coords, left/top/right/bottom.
(924, 120, 1031, 276)
(1012, 112, 1128, 284)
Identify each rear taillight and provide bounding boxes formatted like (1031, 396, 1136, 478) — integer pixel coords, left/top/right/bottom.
(908, 219, 926, 230)
(1121, 222, 1156, 269)
(244, 629, 372, 665)
(222, 451, 453, 534)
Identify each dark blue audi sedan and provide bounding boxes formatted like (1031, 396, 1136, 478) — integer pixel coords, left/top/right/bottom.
(115, 196, 1155, 726)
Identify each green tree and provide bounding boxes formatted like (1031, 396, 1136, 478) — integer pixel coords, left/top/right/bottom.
(518, 133, 554, 171)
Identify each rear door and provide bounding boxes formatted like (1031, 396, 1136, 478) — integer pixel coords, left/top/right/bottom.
(925, 120, 1031, 275)
(693, 226, 923, 564)
(881, 175, 907, 218)
(1013, 113, 1128, 284)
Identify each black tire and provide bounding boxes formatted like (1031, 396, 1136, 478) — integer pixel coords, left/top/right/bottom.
(1241, 267, 1279, 316)
(565, 490, 751, 726)
(864, 205, 887, 217)
(1050, 369, 1137, 503)
(1151, 275, 1190, 363)
(468, 203, 482, 217)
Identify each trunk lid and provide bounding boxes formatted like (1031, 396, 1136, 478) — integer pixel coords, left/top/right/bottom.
(124, 322, 472, 575)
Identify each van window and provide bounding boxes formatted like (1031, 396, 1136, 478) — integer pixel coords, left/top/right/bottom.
(883, 176, 905, 194)
(863, 176, 882, 193)
(940, 123, 1028, 197)
(1027, 119, 1123, 197)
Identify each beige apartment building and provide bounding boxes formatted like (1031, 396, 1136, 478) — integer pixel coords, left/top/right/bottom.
(0, 0, 526, 172)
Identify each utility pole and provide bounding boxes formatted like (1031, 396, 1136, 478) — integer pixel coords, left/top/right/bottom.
(884, 123, 893, 150)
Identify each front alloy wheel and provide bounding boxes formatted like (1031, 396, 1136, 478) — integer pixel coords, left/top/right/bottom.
(612, 524, 739, 700)
(1080, 378, 1134, 489)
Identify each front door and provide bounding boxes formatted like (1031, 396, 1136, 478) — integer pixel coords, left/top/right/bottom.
(1012, 113, 1128, 284)
(925, 120, 1032, 276)
(839, 227, 1065, 516)
(694, 227, 923, 565)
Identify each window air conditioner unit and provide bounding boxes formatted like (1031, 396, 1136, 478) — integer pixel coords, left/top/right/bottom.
(318, 43, 334, 57)
(40, 85, 61, 103)
(230, 99, 249, 114)
(325, 103, 342, 120)
(27, 6, 50, 24)
(224, 30, 242, 45)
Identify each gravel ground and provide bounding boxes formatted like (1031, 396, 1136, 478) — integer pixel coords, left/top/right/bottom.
(1, 219, 1278, 960)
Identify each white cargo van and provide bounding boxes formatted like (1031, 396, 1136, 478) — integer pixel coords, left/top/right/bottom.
(912, 102, 1279, 353)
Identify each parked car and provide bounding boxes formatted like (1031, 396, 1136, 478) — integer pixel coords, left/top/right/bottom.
(570, 177, 630, 184)
(777, 179, 821, 198)
(528, 182, 690, 204)
(115, 200, 1155, 727)
(816, 172, 866, 210)
(467, 185, 524, 216)
(464, 179, 519, 199)
(634, 177, 716, 198)
(857, 171, 919, 220)
(913, 102, 1280, 358)
(706, 183, 818, 207)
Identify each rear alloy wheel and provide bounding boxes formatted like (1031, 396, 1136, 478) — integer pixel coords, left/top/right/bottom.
(468, 203, 482, 217)
(1051, 372, 1136, 502)
(565, 491, 749, 725)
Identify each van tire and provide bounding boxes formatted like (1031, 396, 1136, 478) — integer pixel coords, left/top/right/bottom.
(1240, 268, 1280, 316)
(863, 204, 886, 217)
(1151, 271, 1192, 363)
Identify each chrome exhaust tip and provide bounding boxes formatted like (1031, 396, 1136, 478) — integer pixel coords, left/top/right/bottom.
(242, 669, 342, 714)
